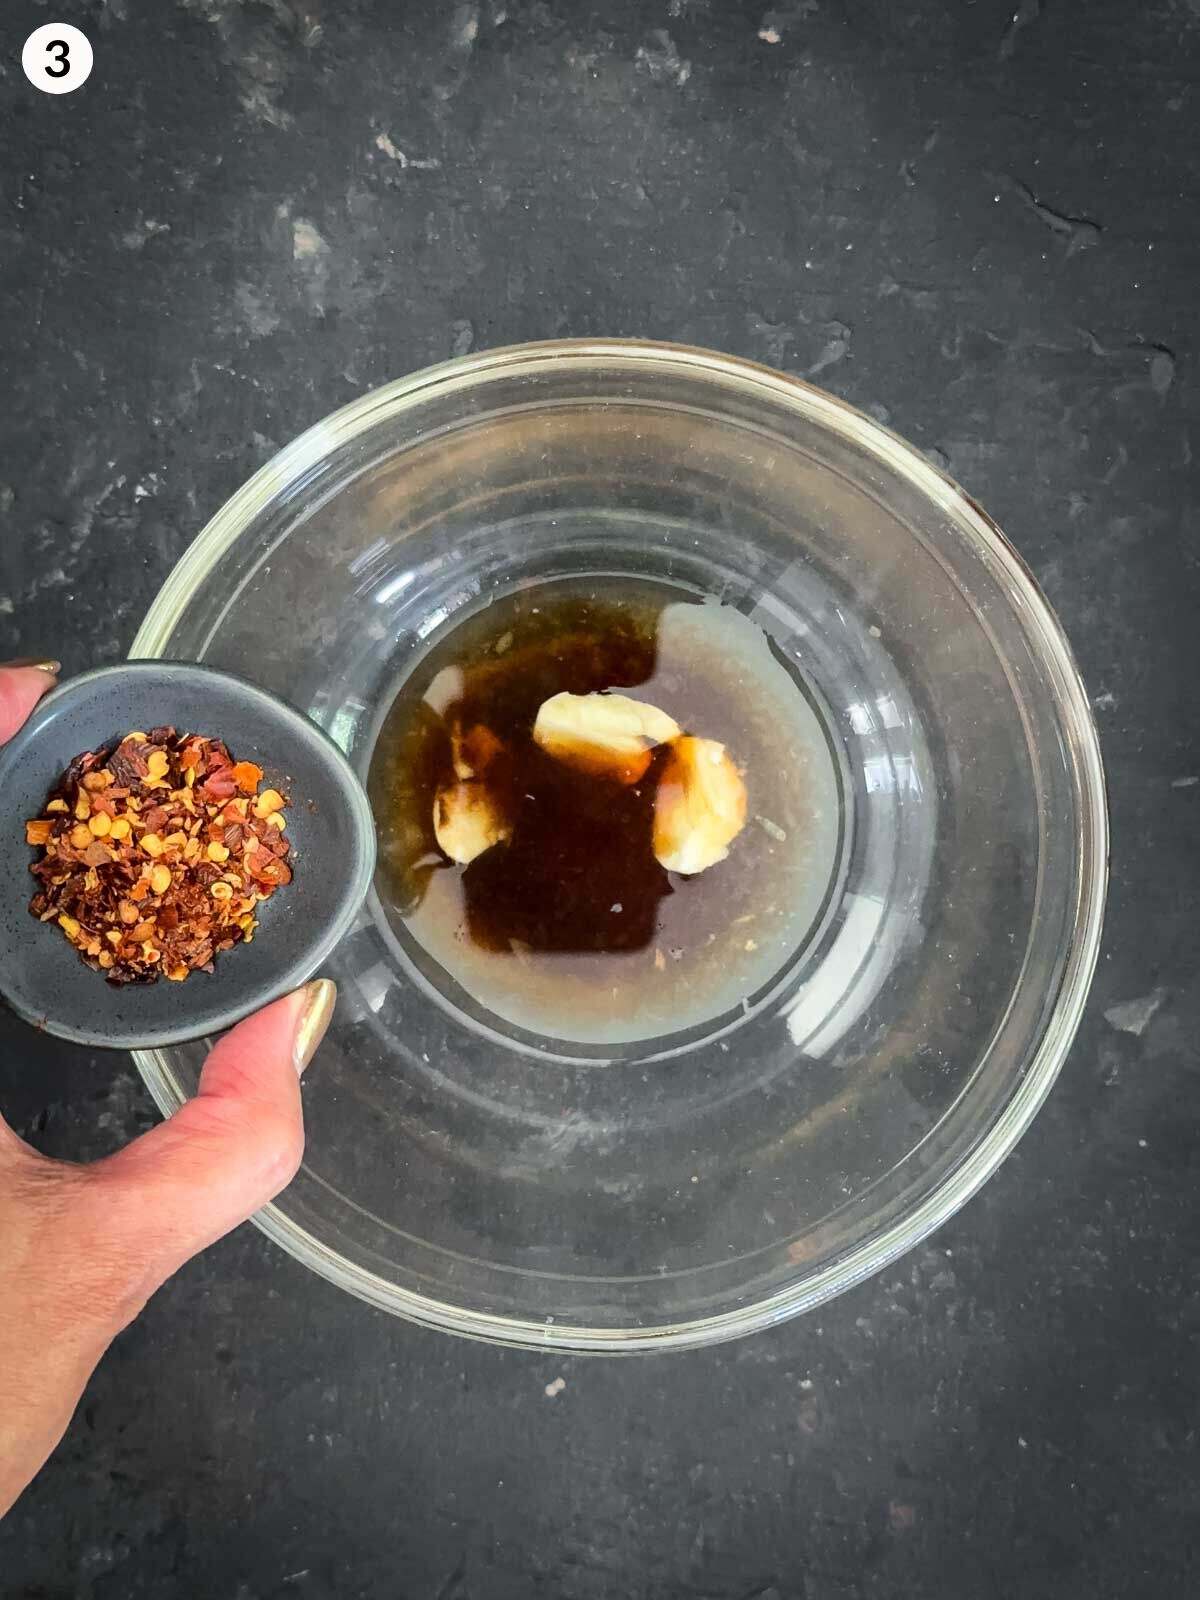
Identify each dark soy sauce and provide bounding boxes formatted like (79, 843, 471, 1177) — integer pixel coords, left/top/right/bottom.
(369, 577, 843, 1046)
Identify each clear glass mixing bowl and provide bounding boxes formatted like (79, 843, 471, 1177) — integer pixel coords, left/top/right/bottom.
(131, 341, 1107, 1351)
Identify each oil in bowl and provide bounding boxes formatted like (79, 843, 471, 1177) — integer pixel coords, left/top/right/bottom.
(368, 577, 847, 1047)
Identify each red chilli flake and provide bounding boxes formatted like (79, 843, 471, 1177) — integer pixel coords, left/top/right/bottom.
(25, 728, 291, 985)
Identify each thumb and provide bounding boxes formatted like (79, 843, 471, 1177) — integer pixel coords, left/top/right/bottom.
(90, 979, 335, 1300)
(0, 660, 60, 743)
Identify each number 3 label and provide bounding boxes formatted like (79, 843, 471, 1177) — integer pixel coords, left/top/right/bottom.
(22, 23, 93, 94)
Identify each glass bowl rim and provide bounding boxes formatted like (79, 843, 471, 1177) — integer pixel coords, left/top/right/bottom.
(129, 338, 1109, 1352)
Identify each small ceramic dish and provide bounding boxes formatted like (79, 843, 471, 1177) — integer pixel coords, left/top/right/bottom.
(0, 662, 375, 1048)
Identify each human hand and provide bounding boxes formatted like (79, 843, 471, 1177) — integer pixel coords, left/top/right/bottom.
(0, 662, 334, 1516)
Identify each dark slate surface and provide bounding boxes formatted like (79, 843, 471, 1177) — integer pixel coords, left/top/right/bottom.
(1, 1, 1197, 1595)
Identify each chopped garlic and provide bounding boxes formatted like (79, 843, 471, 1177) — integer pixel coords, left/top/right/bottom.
(653, 736, 748, 875)
(433, 781, 511, 864)
(451, 721, 505, 781)
(533, 691, 680, 784)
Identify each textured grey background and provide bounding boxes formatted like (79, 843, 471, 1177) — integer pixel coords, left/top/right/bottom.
(1, 0, 1198, 1595)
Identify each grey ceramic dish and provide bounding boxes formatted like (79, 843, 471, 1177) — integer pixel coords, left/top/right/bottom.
(0, 662, 375, 1048)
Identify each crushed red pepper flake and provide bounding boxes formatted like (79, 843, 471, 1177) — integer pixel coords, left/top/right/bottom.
(26, 728, 292, 985)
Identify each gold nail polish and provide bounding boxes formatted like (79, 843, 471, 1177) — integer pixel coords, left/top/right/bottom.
(2, 657, 61, 675)
(293, 978, 336, 1075)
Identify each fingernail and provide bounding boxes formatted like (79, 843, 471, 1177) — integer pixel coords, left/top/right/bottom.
(292, 978, 336, 1076)
(2, 657, 61, 676)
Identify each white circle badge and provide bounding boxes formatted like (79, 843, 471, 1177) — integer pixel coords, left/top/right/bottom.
(22, 24, 93, 95)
